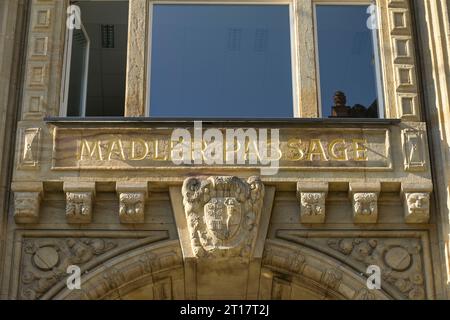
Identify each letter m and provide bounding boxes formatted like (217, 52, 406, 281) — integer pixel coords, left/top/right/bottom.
(225, 128, 257, 165)
(79, 139, 103, 160)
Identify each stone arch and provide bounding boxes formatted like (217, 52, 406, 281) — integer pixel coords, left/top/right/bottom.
(48, 240, 184, 300)
(261, 239, 394, 300)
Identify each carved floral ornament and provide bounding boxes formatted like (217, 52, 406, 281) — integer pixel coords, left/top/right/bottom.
(181, 176, 264, 259)
(66, 192, 93, 223)
(350, 188, 379, 224)
(119, 192, 145, 223)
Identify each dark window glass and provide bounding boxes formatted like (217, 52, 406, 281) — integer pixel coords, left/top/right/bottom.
(66, 1, 128, 116)
(316, 5, 383, 118)
(149, 4, 293, 118)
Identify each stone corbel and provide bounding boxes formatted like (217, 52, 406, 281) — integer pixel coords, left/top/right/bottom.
(116, 182, 148, 224)
(401, 183, 432, 224)
(63, 182, 96, 224)
(349, 182, 380, 224)
(297, 181, 328, 223)
(11, 182, 43, 224)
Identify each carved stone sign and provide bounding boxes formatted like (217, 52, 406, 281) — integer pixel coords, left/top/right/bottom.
(181, 176, 264, 258)
(51, 127, 391, 170)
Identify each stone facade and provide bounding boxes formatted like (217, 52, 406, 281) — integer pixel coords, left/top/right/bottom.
(0, 0, 449, 300)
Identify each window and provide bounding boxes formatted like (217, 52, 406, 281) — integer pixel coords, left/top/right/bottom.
(61, 0, 129, 116)
(315, 4, 384, 118)
(148, 4, 294, 118)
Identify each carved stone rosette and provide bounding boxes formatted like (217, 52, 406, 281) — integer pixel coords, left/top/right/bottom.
(181, 176, 265, 259)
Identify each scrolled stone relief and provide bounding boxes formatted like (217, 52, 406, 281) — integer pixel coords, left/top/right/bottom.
(119, 192, 145, 223)
(66, 192, 93, 224)
(327, 237, 426, 300)
(14, 192, 41, 224)
(352, 193, 378, 223)
(19, 238, 119, 300)
(403, 192, 430, 223)
(299, 192, 326, 223)
(181, 176, 265, 258)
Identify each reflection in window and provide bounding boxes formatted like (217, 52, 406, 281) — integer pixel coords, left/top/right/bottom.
(149, 5, 293, 118)
(316, 5, 383, 118)
(63, 1, 128, 116)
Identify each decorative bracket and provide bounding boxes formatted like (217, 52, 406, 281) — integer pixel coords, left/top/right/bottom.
(63, 182, 96, 224)
(297, 181, 328, 224)
(349, 182, 380, 224)
(116, 182, 148, 224)
(401, 183, 432, 223)
(11, 182, 43, 224)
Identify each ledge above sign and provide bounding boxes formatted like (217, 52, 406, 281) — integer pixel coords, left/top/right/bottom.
(46, 118, 395, 172)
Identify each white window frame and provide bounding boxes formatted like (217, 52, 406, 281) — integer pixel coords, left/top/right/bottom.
(145, 0, 300, 118)
(60, 21, 90, 117)
(313, 0, 385, 118)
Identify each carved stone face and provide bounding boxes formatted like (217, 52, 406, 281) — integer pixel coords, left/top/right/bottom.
(66, 192, 91, 217)
(406, 193, 429, 216)
(354, 193, 377, 216)
(119, 193, 144, 216)
(301, 193, 325, 216)
(204, 197, 241, 241)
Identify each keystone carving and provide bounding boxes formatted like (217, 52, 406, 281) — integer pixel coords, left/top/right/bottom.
(181, 176, 264, 258)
